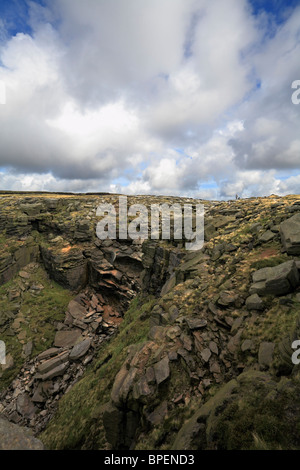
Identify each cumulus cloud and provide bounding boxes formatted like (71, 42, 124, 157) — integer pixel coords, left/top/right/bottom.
(0, 0, 299, 198)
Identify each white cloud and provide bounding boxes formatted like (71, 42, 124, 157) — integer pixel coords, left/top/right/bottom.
(0, 0, 299, 199)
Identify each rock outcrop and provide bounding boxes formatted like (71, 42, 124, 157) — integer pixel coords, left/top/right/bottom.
(280, 213, 300, 255)
(250, 260, 299, 296)
(1, 192, 300, 451)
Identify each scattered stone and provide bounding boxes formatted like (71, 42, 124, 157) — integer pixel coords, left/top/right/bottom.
(37, 351, 69, 375)
(22, 341, 33, 359)
(32, 383, 52, 403)
(36, 348, 61, 361)
(209, 341, 219, 355)
(69, 338, 91, 361)
(258, 230, 275, 243)
(227, 330, 243, 355)
(54, 330, 83, 348)
(168, 351, 178, 362)
(210, 362, 221, 374)
(16, 393, 36, 419)
(241, 339, 254, 352)
(180, 333, 193, 351)
(148, 326, 166, 342)
(200, 348, 211, 363)
(19, 270, 30, 279)
(250, 223, 262, 233)
(166, 326, 181, 340)
(20, 203, 43, 217)
(37, 362, 69, 381)
(245, 293, 265, 311)
(231, 317, 244, 334)
(217, 291, 237, 307)
(185, 317, 207, 330)
(178, 348, 196, 371)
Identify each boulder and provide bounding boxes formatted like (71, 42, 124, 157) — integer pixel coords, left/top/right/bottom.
(250, 260, 299, 296)
(40, 246, 88, 290)
(0, 418, 44, 450)
(280, 213, 300, 255)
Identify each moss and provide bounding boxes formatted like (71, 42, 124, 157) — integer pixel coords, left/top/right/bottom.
(243, 302, 300, 345)
(212, 376, 300, 450)
(250, 254, 288, 270)
(171, 371, 300, 450)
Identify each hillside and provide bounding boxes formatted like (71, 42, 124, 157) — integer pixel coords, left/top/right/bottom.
(1, 192, 300, 450)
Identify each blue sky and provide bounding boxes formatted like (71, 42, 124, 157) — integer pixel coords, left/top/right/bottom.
(0, 0, 300, 198)
(0, 0, 33, 36)
(249, 0, 300, 22)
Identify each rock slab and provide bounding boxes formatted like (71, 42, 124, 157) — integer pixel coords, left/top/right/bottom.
(0, 418, 44, 450)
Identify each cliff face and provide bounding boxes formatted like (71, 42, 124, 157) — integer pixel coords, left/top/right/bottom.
(1, 192, 300, 450)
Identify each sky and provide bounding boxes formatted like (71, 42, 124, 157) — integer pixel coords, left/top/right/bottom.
(0, 0, 299, 199)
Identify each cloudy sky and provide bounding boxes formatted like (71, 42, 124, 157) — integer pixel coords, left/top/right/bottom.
(0, 0, 299, 199)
